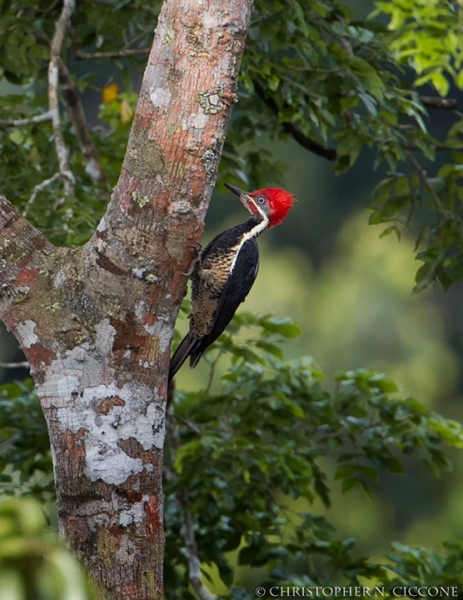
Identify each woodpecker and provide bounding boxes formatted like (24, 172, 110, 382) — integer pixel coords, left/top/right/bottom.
(169, 183, 296, 381)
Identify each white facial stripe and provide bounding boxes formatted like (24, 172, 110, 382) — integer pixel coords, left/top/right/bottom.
(247, 195, 267, 219)
(229, 215, 269, 273)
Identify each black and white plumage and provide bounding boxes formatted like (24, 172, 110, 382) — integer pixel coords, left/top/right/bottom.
(169, 183, 295, 381)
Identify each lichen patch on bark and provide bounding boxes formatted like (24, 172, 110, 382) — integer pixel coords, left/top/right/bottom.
(150, 86, 172, 108)
(95, 319, 117, 357)
(119, 495, 150, 527)
(15, 319, 39, 347)
(43, 375, 166, 485)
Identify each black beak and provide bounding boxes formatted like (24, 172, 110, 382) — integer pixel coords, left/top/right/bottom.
(224, 182, 247, 197)
(224, 182, 256, 214)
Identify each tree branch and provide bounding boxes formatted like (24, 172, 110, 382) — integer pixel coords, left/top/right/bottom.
(419, 95, 458, 110)
(0, 196, 55, 322)
(0, 361, 29, 369)
(48, 0, 76, 195)
(0, 112, 53, 128)
(253, 81, 337, 161)
(283, 122, 337, 160)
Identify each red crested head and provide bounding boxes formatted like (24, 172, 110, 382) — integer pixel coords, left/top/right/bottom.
(225, 183, 296, 228)
(249, 187, 296, 228)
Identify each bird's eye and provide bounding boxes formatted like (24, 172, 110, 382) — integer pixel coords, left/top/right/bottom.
(256, 196, 266, 204)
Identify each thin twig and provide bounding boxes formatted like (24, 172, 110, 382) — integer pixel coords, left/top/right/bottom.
(174, 414, 201, 434)
(166, 402, 218, 600)
(23, 173, 62, 217)
(121, 27, 154, 51)
(0, 361, 29, 369)
(48, 0, 76, 195)
(403, 143, 452, 152)
(75, 47, 151, 60)
(339, 36, 354, 58)
(406, 151, 444, 211)
(70, 20, 151, 61)
(82, 0, 119, 6)
(0, 111, 53, 128)
(177, 491, 217, 600)
(57, 59, 106, 184)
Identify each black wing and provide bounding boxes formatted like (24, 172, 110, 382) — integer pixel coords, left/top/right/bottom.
(188, 237, 259, 367)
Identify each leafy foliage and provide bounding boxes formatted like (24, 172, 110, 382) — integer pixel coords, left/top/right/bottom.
(235, 0, 430, 174)
(0, 0, 160, 245)
(386, 540, 463, 589)
(0, 380, 53, 500)
(164, 313, 463, 596)
(224, 0, 463, 291)
(376, 0, 463, 95)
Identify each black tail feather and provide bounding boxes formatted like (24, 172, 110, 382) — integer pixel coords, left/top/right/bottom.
(169, 333, 196, 382)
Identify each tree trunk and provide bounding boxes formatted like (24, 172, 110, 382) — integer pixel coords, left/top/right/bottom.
(0, 0, 251, 597)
